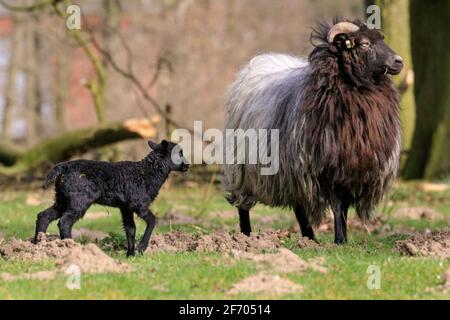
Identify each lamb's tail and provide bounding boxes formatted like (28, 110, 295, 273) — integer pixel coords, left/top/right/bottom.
(43, 163, 67, 189)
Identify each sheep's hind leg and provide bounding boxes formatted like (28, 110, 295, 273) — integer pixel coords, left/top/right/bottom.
(294, 204, 316, 241)
(120, 208, 136, 257)
(331, 200, 349, 244)
(238, 208, 251, 236)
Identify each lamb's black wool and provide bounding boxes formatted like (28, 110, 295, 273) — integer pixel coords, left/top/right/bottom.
(34, 140, 189, 256)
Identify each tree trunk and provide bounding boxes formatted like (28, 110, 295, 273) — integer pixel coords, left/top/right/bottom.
(402, 0, 450, 179)
(369, 0, 416, 165)
(1, 14, 22, 139)
(53, 39, 70, 133)
(24, 5, 39, 146)
(0, 118, 159, 175)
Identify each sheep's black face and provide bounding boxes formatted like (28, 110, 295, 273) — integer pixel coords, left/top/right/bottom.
(332, 23, 403, 79)
(148, 140, 189, 172)
(353, 27, 403, 76)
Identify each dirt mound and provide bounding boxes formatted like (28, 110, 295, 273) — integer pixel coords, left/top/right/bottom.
(228, 273, 302, 295)
(231, 248, 308, 273)
(392, 207, 443, 220)
(0, 233, 129, 281)
(0, 234, 78, 261)
(395, 230, 450, 258)
(297, 237, 321, 249)
(146, 230, 282, 253)
(231, 248, 328, 274)
(147, 231, 193, 252)
(59, 243, 128, 273)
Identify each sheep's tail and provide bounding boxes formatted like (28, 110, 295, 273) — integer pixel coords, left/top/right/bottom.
(43, 163, 67, 189)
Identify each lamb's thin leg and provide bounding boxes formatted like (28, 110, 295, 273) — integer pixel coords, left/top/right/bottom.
(136, 208, 156, 254)
(331, 200, 349, 244)
(120, 208, 136, 257)
(294, 204, 316, 240)
(238, 208, 251, 236)
(58, 202, 91, 239)
(34, 206, 62, 243)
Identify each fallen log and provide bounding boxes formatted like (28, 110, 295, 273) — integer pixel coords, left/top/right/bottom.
(0, 117, 159, 176)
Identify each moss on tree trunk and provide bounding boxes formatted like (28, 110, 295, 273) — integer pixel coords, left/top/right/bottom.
(402, 0, 450, 179)
(370, 0, 416, 166)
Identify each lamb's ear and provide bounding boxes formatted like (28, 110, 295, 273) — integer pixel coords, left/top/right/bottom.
(148, 140, 159, 150)
(159, 140, 170, 155)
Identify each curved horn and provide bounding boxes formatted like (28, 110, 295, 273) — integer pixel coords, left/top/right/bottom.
(327, 22, 360, 43)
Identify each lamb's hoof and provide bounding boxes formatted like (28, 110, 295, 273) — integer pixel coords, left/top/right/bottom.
(126, 251, 136, 257)
(136, 245, 148, 255)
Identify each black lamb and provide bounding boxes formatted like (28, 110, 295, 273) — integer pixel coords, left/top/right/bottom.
(34, 140, 189, 256)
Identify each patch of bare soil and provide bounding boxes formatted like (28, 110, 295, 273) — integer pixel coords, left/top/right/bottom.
(72, 228, 108, 242)
(228, 273, 302, 295)
(208, 210, 236, 219)
(318, 216, 385, 233)
(395, 230, 450, 259)
(0, 233, 129, 281)
(160, 211, 197, 224)
(146, 230, 283, 253)
(392, 207, 443, 220)
(420, 182, 449, 192)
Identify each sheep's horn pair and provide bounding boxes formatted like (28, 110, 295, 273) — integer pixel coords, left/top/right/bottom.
(327, 22, 360, 43)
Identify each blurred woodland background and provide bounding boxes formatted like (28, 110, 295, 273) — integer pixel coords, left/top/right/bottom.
(0, 0, 448, 184)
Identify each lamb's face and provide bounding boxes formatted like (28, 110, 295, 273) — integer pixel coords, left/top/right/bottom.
(169, 144, 190, 172)
(148, 140, 189, 172)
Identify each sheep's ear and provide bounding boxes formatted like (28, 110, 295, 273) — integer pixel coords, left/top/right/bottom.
(148, 140, 159, 150)
(334, 33, 354, 51)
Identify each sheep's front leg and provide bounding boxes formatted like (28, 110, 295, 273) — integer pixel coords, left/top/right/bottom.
(120, 208, 136, 257)
(331, 199, 349, 244)
(136, 208, 156, 254)
(294, 204, 316, 241)
(238, 208, 251, 236)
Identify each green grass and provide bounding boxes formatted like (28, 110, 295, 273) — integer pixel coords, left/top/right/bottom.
(0, 181, 449, 299)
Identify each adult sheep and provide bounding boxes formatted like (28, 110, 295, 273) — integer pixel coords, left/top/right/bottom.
(222, 19, 404, 244)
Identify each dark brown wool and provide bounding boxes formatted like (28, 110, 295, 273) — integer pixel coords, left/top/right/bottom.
(223, 19, 402, 239)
